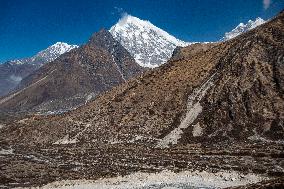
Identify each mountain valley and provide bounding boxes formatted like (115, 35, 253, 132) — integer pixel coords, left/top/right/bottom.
(0, 10, 283, 188)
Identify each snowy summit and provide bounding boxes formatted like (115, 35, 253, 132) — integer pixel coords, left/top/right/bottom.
(222, 17, 266, 41)
(36, 42, 79, 63)
(110, 14, 190, 68)
(9, 42, 78, 66)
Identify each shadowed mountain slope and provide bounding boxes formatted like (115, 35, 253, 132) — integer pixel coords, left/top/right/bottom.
(0, 42, 78, 97)
(2, 11, 283, 147)
(0, 29, 144, 114)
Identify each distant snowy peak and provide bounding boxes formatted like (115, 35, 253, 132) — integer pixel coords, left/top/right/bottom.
(110, 14, 191, 68)
(36, 42, 78, 63)
(222, 17, 266, 41)
(111, 14, 188, 47)
(10, 42, 78, 65)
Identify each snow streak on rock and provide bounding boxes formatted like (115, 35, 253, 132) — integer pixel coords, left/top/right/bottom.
(0, 148, 14, 155)
(156, 73, 216, 148)
(53, 134, 79, 145)
(53, 120, 91, 145)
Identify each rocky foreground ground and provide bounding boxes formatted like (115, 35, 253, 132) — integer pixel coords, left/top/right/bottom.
(0, 140, 283, 188)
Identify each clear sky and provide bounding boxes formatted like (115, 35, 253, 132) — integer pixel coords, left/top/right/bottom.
(0, 0, 283, 62)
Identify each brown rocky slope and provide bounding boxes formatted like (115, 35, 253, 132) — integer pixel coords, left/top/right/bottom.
(0, 29, 144, 114)
(0, 11, 283, 188)
(2, 11, 283, 146)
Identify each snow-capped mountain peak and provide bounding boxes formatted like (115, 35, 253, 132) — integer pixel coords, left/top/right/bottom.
(222, 17, 266, 41)
(110, 14, 190, 68)
(10, 42, 78, 65)
(112, 14, 188, 47)
(35, 42, 79, 63)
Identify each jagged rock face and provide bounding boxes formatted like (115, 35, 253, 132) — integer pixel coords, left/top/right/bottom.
(0, 42, 78, 97)
(109, 14, 190, 68)
(0, 29, 144, 113)
(1, 12, 283, 147)
(89, 29, 144, 80)
(185, 22, 284, 143)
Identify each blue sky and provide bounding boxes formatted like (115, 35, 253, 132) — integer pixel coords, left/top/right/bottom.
(0, 0, 283, 62)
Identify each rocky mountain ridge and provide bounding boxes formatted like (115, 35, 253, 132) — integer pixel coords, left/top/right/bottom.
(2, 10, 283, 152)
(7, 42, 78, 66)
(0, 29, 144, 114)
(0, 16, 267, 98)
(0, 42, 78, 97)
